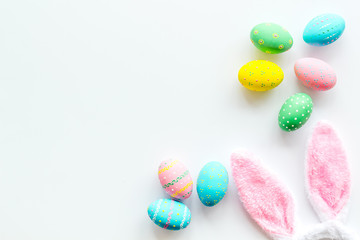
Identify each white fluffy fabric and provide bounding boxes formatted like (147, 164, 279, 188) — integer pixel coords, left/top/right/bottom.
(298, 221, 359, 240)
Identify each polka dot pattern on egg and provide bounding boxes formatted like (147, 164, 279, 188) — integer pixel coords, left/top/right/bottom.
(303, 13, 345, 46)
(278, 93, 313, 132)
(147, 199, 191, 230)
(250, 23, 293, 54)
(197, 162, 229, 207)
(295, 58, 337, 91)
(238, 60, 284, 92)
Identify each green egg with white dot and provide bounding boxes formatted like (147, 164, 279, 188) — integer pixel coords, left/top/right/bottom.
(278, 93, 313, 132)
(197, 161, 228, 207)
(250, 23, 293, 54)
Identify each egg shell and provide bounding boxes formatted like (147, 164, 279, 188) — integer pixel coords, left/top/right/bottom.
(250, 23, 293, 54)
(197, 162, 228, 207)
(147, 199, 191, 230)
(295, 58, 337, 91)
(278, 93, 313, 132)
(158, 159, 193, 200)
(238, 60, 284, 91)
(303, 13, 345, 46)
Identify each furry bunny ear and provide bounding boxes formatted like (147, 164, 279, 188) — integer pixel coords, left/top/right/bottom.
(300, 221, 359, 240)
(306, 121, 351, 222)
(231, 150, 295, 240)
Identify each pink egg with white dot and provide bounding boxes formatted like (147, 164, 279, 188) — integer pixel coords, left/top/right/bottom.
(158, 159, 193, 200)
(294, 58, 337, 91)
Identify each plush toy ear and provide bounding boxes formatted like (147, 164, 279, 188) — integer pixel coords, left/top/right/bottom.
(306, 121, 351, 222)
(231, 150, 295, 240)
(299, 221, 359, 240)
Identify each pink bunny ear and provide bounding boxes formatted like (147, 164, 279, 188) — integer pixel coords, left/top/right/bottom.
(306, 121, 351, 222)
(231, 150, 295, 240)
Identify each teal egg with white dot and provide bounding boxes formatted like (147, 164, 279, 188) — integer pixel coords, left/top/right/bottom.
(196, 162, 228, 207)
(278, 93, 313, 132)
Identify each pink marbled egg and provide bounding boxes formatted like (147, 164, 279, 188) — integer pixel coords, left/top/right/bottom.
(294, 58, 337, 91)
(158, 159, 193, 200)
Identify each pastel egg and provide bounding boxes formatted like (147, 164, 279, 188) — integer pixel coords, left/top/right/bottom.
(238, 60, 284, 91)
(303, 13, 345, 46)
(278, 93, 313, 132)
(295, 58, 337, 91)
(158, 159, 193, 200)
(147, 199, 191, 230)
(250, 23, 293, 54)
(197, 161, 228, 207)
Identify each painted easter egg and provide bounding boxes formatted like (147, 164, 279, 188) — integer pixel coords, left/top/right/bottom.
(278, 93, 313, 132)
(197, 161, 228, 207)
(295, 58, 337, 91)
(250, 23, 293, 54)
(147, 198, 191, 230)
(238, 60, 284, 91)
(158, 159, 193, 200)
(303, 14, 345, 46)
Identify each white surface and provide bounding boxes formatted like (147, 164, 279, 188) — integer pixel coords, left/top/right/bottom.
(0, 0, 359, 239)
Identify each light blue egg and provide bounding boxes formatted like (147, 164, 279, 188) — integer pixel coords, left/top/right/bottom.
(303, 13, 345, 46)
(147, 199, 191, 230)
(197, 161, 228, 207)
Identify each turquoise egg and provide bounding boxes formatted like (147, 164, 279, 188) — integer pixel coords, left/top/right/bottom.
(196, 162, 228, 207)
(303, 13, 345, 46)
(147, 199, 191, 230)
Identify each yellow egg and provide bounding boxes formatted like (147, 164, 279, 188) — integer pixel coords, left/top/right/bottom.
(238, 60, 284, 91)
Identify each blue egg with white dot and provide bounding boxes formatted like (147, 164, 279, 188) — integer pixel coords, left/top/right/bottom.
(303, 13, 345, 46)
(196, 162, 228, 207)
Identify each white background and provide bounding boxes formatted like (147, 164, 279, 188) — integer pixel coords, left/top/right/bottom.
(0, 0, 359, 239)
